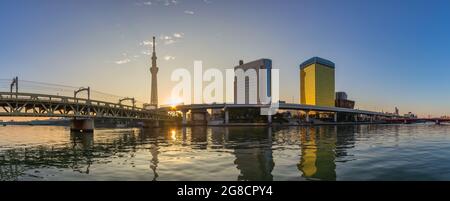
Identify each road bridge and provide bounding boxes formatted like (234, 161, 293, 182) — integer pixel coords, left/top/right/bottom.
(160, 103, 401, 125)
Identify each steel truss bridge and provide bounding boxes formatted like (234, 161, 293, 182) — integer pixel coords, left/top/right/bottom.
(0, 92, 168, 120)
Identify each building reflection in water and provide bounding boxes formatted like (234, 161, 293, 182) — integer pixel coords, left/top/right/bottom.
(139, 128, 162, 181)
(149, 143, 159, 181)
(168, 127, 275, 181)
(0, 125, 361, 181)
(225, 127, 274, 181)
(298, 126, 337, 180)
(297, 126, 356, 180)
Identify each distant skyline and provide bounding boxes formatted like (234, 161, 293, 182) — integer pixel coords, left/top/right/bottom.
(1, 0, 450, 117)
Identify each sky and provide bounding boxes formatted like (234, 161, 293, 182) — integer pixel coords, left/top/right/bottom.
(1, 0, 450, 117)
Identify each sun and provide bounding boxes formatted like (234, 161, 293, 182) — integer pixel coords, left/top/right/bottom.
(168, 98, 183, 109)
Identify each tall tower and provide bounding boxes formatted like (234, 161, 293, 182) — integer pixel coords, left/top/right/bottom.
(150, 36, 159, 107)
(300, 57, 335, 107)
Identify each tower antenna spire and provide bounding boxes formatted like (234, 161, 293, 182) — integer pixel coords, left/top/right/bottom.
(149, 36, 159, 107)
(153, 36, 156, 53)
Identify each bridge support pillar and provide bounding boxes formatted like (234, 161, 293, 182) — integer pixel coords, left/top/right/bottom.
(224, 109, 229, 124)
(354, 114, 358, 123)
(267, 114, 272, 125)
(191, 109, 208, 126)
(305, 111, 310, 123)
(436, 120, 440, 125)
(182, 110, 188, 126)
(71, 119, 94, 133)
(334, 112, 338, 122)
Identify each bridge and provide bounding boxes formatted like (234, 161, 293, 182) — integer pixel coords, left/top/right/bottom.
(160, 103, 402, 126)
(0, 77, 416, 130)
(386, 118, 450, 125)
(0, 92, 169, 120)
(0, 78, 172, 132)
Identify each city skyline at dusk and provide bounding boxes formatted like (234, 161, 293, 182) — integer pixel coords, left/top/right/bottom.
(1, 0, 450, 117)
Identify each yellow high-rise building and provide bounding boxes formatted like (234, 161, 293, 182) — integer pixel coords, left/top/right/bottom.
(300, 57, 335, 107)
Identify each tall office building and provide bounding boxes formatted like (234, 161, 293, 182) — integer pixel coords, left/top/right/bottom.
(300, 57, 335, 107)
(234, 59, 272, 104)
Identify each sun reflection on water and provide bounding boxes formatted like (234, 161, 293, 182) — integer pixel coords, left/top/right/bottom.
(170, 129, 177, 141)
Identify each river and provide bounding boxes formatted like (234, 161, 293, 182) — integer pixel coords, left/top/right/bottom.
(1, 124, 450, 181)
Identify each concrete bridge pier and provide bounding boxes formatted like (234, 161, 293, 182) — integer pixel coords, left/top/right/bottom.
(267, 114, 272, 125)
(334, 112, 338, 122)
(224, 109, 229, 124)
(70, 119, 94, 133)
(182, 110, 188, 126)
(354, 114, 358, 123)
(436, 120, 441, 125)
(305, 111, 310, 123)
(191, 109, 208, 126)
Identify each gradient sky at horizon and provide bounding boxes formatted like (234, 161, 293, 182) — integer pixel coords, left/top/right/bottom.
(1, 0, 450, 117)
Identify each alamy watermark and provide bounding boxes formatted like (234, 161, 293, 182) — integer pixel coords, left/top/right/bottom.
(170, 60, 280, 115)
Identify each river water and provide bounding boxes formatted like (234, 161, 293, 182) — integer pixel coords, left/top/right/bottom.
(1, 124, 450, 181)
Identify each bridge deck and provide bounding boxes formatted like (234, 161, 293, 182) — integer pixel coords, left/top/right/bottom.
(161, 103, 399, 117)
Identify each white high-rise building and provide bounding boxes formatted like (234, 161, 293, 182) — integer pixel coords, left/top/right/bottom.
(234, 59, 272, 104)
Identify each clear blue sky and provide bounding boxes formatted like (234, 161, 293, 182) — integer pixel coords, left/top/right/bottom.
(1, 0, 449, 117)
